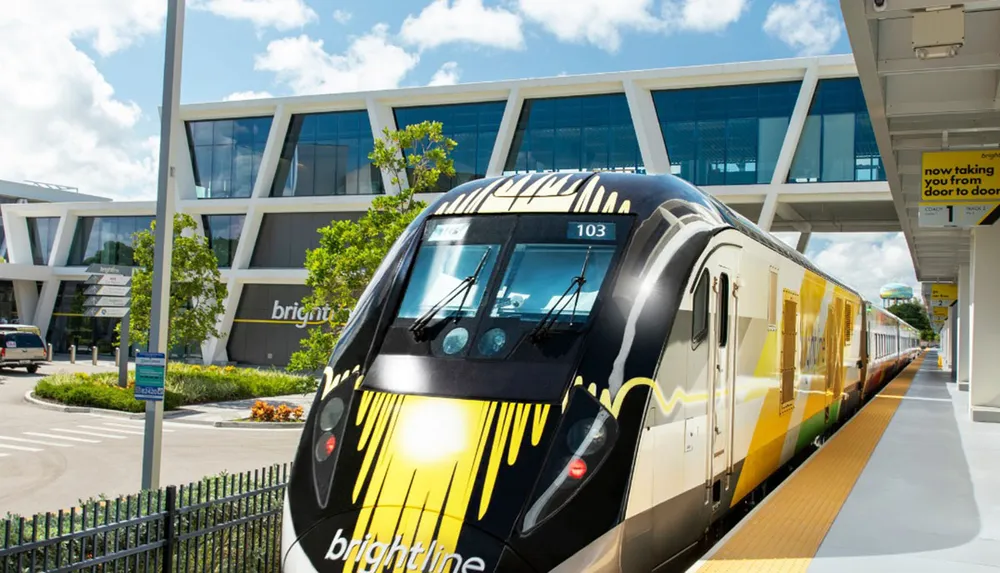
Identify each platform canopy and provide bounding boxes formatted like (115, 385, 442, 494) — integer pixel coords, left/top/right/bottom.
(840, 0, 1000, 282)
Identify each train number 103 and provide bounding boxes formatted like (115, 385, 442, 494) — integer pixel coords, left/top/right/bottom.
(568, 221, 616, 241)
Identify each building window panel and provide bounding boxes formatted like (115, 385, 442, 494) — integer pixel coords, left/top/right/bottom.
(27, 217, 59, 266)
(652, 81, 801, 186)
(787, 78, 887, 183)
(271, 110, 383, 198)
(203, 214, 245, 268)
(505, 94, 643, 175)
(67, 216, 153, 267)
(249, 212, 362, 269)
(394, 101, 506, 192)
(186, 116, 273, 199)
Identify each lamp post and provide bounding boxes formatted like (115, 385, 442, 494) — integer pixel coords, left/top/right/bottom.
(142, 0, 185, 492)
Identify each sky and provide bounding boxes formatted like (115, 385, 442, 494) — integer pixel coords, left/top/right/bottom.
(0, 0, 919, 303)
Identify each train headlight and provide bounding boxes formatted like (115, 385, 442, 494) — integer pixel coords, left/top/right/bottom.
(520, 389, 618, 534)
(319, 397, 345, 431)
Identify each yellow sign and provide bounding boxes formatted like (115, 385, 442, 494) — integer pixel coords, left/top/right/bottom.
(932, 306, 949, 318)
(921, 150, 1000, 203)
(930, 283, 958, 301)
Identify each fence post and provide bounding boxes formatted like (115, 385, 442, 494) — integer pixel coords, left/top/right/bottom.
(70, 345, 76, 364)
(164, 485, 176, 572)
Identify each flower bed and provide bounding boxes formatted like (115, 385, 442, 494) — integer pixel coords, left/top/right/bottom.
(34, 364, 316, 413)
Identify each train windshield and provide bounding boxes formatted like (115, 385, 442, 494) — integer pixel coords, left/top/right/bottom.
(491, 243, 616, 323)
(397, 243, 501, 320)
(379, 213, 633, 363)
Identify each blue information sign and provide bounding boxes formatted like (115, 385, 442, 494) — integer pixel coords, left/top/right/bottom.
(134, 351, 166, 402)
(567, 221, 616, 241)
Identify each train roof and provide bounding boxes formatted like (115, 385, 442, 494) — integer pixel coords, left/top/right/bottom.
(429, 172, 869, 306)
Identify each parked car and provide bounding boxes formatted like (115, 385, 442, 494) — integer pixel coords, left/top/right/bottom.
(0, 331, 47, 373)
(0, 324, 42, 336)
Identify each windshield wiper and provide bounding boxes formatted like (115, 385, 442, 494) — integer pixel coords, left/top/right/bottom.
(530, 247, 592, 342)
(409, 247, 493, 336)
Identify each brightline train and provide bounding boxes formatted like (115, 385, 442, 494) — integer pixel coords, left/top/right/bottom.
(281, 172, 921, 573)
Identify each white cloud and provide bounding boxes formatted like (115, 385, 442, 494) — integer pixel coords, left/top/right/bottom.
(0, 2, 164, 200)
(763, 0, 842, 56)
(805, 233, 918, 303)
(254, 25, 420, 95)
(189, 0, 317, 30)
(400, 0, 524, 51)
(516, 0, 666, 53)
(662, 0, 748, 32)
(428, 62, 461, 86)
(223, 90, 275, 101)
(332, 9, 352, 24)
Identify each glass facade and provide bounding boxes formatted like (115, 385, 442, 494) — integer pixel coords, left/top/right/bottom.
(27, 217, 59, 265)
(47, 280, 120, 354)
(394, 101, 506, 192)
(270, 111, 383, 197)
(788, 78, 886, 183)
(505, 94, 643, 174)
(203, 214, 244, 268)
(652, 81, 801, 185)
(187, 117, 273, 199)
(0, 281, 17, 323)
(68, 216, 153, 267)
(249, 212, 361, 269)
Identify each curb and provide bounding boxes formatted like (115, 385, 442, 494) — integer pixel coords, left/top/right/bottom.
(23, 390, 306, 429)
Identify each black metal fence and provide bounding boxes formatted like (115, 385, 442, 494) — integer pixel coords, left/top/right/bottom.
(0, 463, 289, 572)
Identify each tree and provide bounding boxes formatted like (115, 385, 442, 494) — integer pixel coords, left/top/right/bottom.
(887, 300, 936, 341)
(122, 213, 228, 356)
(288, 121, 457, 372)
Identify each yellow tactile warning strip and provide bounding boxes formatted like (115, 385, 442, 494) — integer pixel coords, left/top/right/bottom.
(693, 352, 927, 573)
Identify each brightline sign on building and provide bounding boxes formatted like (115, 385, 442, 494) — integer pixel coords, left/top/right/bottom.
(270, 299, 333, 328)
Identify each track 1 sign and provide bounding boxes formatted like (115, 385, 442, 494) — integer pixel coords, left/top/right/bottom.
(135, 352, 166, 401)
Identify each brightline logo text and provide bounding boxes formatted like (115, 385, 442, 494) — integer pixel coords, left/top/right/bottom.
(324, 529, 486, 573)
(271, 300, 332, 329)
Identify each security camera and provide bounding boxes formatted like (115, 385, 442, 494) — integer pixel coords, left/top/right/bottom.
(873, 0, 887, 12)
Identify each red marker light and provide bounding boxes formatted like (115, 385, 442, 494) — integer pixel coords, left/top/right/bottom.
(325, 436, 337, 456)
(567, 457, 587, 480)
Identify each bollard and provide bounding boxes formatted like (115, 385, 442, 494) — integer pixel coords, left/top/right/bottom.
(47, 343, 53, 361)
(70, 345, 76, 364)
(115, 347, 120, 367)
(92, 346, 98, 366)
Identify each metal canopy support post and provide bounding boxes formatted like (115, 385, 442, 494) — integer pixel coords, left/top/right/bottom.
(142, 0, 184, 492)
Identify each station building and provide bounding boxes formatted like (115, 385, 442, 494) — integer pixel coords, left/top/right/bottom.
(0, 54, 895, 367)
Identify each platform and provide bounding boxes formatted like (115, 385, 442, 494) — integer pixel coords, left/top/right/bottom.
(688, 350, 1000, 572)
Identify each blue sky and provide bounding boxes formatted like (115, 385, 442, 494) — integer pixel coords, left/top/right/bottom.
(1, 0, 918, 302)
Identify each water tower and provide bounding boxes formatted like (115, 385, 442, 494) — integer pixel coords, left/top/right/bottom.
(879, 283, 913, 307)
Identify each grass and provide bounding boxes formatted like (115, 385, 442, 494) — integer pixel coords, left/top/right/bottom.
(34, 363, 316, 413)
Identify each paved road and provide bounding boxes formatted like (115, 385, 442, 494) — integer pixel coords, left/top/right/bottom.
(0, 365, 304, 518)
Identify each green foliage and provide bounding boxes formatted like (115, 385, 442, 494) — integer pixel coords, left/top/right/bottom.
(888, 300, 936, 340)
(34, 364, 315, 413)
(123, 213, 228, 354)
(288, 120, 457, 372)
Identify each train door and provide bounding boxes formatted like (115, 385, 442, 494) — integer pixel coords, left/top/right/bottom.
(705, 245, 741, 507)
(824, 299, 844, 423)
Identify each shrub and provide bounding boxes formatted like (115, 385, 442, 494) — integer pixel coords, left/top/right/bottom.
(249, 401, 304, 423)
(34, 364, 316, 413)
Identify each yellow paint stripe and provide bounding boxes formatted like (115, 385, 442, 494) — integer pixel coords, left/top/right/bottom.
(695, 352, 926, 573)
(232, 318, 326, 326)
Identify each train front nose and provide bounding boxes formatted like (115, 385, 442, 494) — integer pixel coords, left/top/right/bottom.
(281, 502, 534, 573)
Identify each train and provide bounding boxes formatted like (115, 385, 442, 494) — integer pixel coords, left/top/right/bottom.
(280, 172, 922, 573)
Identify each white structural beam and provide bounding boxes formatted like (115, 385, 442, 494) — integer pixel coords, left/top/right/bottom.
(967, 223, 1000, 422)
(957, 263, 971, 391)
(623, 80, 671, 175)
(759, 63, 819, 232)
(796, 232, 812, 254)
(487, 88, 523, 177)
(252, 104, 290, 199)
(367, 97, 403, 193)
(877, 52, 1000, 76)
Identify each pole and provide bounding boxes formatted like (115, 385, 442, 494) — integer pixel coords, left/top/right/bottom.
(118, 312, 130, 388)
(142, 0, 184, 492)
